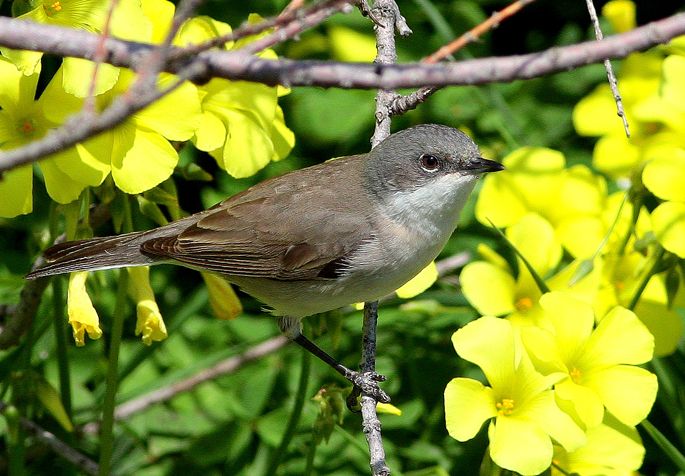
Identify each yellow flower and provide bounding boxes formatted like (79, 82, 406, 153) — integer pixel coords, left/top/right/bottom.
(596, 251, 683, 356)
(445, 317, 585, 475)
(602, 0, 636, 33)
(552, 414, 645, 476)
(41, 66, 201, 195)
(201, 272, 243, 320)
(522, 292, 657, 428)
(177, 15, 295, 178)
(461, 213, 587, 326)
(475, 147, 611, 258)
(395, 261, 438, 299)
(67, 272, 102, 346)
(128, 267, 167, 345)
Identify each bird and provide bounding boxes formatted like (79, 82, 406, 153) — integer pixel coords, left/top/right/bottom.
(27, 124, 504, 402)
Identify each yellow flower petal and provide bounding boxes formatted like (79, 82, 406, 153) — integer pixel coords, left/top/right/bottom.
(580, 306, 654, 367)
(216, 109, 274, 178)
(521, 390, 587, 452)
(592, 134, 641, 178)
(602, 0, 636, 33)
(452, 317, 516, 390)
(396, 261, 438, 299)
(489, 417, 553, 475)
(651, 202, 685, 258)
(444, 378, 496, 441)
(111, 124, 178, 193)
(39, 157, 89, 204)
(460, 262, 516, 316)
(584, 366, 658, 426)
(539, 292, 594, 363)
(554, 417, 645, 476)
(642, 148, 685, 202)
(634, 298, 683, 357)
(194, 111, 226, 152)
(67, 272, 102, 346)
(328, 26, 378, 62)
(0, 165, 32, 217)
(135, 76, 201, 141)
(201, 272, 242, 320)
(61, 58, 119, 97)
(555, 379, 604, 429)
(376, 402, 402, 416)
(128, 267, 167, 345)
(507, 213, 562, 275)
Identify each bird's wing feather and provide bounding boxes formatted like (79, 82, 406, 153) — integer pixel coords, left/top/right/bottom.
(140, 155, 373, 280)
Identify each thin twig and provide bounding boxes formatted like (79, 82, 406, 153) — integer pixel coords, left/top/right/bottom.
(585, 0, 631, 137)
(82, 335, 289, 434)
(391, 0, 536, 116)
(239, 0, 355, 56)
(0, 402, 99, 475)
(359, 1, 412, 474)
(171, 0, 354, 60)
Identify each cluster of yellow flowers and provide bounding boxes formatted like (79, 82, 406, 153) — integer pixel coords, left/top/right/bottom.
(447, 1, 684, 474)
(0, 0, 294, 345)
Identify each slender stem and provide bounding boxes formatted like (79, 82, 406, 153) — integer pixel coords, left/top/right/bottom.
(627, 246, 665, 311)
(97, 269, 128, 476)
(52, 278, 73, 420)
(303, 438, 317, 476)
(264, 348, 311, 475)
(640, 419, 685, 471)
(98, 195, 133, 476)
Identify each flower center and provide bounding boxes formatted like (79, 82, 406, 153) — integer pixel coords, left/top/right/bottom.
(44, 1, 63, 16)
(496, 398, 515, 416)
(17, 119, 36, 137)
(570, 366, 582, 383)
(515, 296, 534, 311)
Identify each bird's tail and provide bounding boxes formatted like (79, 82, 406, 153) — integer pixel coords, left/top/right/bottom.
(25, 231, 160, 279)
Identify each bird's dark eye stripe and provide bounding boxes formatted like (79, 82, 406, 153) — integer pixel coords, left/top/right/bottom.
(420, 154, 440, 171)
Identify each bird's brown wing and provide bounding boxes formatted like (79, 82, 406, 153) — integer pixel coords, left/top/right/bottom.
(140, 155, 372, 280)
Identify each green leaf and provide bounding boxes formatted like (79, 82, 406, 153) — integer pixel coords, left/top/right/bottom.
(36, 378, 73, 432)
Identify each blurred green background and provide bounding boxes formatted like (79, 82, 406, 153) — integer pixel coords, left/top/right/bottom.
(1, 0, 684, 474)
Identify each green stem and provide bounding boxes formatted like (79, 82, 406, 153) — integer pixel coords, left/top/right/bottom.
(627, 246, 665, 311)
(303, 439, 317, 476)
(640, 419, 685, 471)
(52, 279, 72, 419)
(264, 349, 311, 476)
(97, 269, 128, 476)
(98, 194, 133, 476)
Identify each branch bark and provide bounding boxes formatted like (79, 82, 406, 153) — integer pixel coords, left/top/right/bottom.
(0, 12, 682, 91)
(1, 13, 683, 174)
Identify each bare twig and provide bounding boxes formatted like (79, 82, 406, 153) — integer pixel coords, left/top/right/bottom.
(0, 13, 683, 174)
(82, 335, 289, 434)
(359, 1, 413, 474)
(391, 0, 536, 116)
(172, 0, 354, 60)
(585, 0, 631, 137)
(239, 0, 354, 56)
(0, 402, 99, 475)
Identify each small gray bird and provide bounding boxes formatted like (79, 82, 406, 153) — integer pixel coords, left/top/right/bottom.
(27, 124, 503, 402)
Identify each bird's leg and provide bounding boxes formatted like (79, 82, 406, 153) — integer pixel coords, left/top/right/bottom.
(278, 316, 390, 405)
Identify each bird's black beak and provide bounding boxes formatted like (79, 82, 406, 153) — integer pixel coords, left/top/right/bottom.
(464, 157, 505, 174)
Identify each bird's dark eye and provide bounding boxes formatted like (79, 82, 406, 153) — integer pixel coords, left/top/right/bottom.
(420, 154, 440, 172)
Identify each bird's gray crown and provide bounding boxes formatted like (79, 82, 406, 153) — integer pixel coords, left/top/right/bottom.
(364, 124, 483, 195)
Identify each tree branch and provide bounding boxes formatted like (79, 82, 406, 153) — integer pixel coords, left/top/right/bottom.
(0, 13, 681, 92)
(81, 335, 289, 434)
(0, 13, 682, 174)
